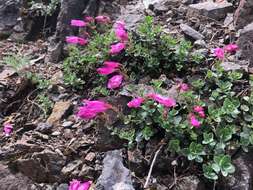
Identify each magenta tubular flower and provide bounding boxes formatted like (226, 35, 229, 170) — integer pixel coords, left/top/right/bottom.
(77, 100, 112, 120)
(78, 181, 92, 190)
(190, 115, 201, 128)
(198, 111, 206, 118)
(109, 43, 125, 54)
(224, 44, 238, 53)
(3, 123, 13, 136)
(84, 16, 94, 23)
(66, 36, 88, 45)
(68, 179, 92, 190)
(148, 93, 176, 108)
(214, 48, 224, 60)
(115, 28, 128, 42)
(69, 179, 81, 190)
(95, 15, 110, 24)
(107, 75, 123, 89)
(71, 19, 87, 27)
(193, 106, 204, 113)
(127, 97, 145, 108)
(104, 61, 120, 68)
(97, 67, 116, 75)
(179, 83, 189, 92)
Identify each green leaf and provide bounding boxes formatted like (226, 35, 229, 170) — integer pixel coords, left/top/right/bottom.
(142, 126, 155, 140)
(203, 164, 218, 180)
(168, 139, 181, 153)
(203, 132, 214, 144)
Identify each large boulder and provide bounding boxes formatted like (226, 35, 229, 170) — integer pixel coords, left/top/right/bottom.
(0, 163, 34, 190)
(95, 150, 135, 190)
(16, 149, 66, 183)
(238, 22, 253, 66)
(0, 0, 21, 39)
(187, 1, 233, 21)
(234, 0, 253, 29)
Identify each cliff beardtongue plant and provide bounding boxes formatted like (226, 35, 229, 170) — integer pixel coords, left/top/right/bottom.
(68, 179, 92, 190)
(214, 48, 224, 60)
(71, 19, 87, 27)
(77, 100, 112, 119)
(95, 15, 111, 24)
(109, 42, 126, 54)
(224, 44, 238, 53)
(3, 123, 13, 136)
(66, 36, 88, 45)
(127, 97, 145, 108)
(147, 93, 176, 108)
(107, 75, 123, 89)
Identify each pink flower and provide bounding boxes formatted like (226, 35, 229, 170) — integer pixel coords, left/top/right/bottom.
(107, 75, 123, 89)
(69, 179, 92, 190)
(148, 93, 176, 108)
(104, 61, 120, 68)
(115, 20, 126, 30)
(193, 106, 205, 118)
(77, 100, 112, 120)
(95, 16, 110, 24)
(84, 16, 94, 23)
(66, 36, 88, 45)
(71, 19, 87, 27)
(127, 97, 145, 108)
(3, 123, 13, 136)
(115, 28, 128, 42)
(214, 48, 224, 60)
(97, 67, 116, 75)
(193, 106, 204, 113)
(198, 111, 205, 118)
(109, 43, 125, 54)
(179, 83, 189, 92)
(190, 115, 201, 128)
(224, 44, 238, 53)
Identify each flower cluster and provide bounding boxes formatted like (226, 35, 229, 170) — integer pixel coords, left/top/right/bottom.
(214, 44, 238, 60)
(65, 15, 111, 46)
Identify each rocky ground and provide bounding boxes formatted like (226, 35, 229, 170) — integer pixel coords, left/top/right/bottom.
(1, 0, 253, 190)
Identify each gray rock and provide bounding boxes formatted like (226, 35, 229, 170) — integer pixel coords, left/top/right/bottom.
(0, 0, 21, 39)
(0, 163, 34, 190)
(194, 39, 207, 48)
(117, 0, 145, 30)
(61, 160, 82, 176)
(174, 175, 206, 190)
(95, 150, 135, 190)
(16, 149, 66, 183)
(62, 121, 73, 128)
(234, 0, 253, 29)
(36, 122, 53, 134)
(143, 0, 180, 14)
(187, 1, 233, 21)
(57, 184, 69, 190)
(180, 24, 204, 40)
(221, 62, 248, 72)
(238, 22, 253, 65)
(78, 165, 95, 179)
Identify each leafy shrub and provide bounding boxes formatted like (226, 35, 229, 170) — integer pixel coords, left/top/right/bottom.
(68, 15, 252, 181)
(63, 16, 202, 90)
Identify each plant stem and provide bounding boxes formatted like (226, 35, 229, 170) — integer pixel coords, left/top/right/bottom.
(144, 144, 163, 188)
